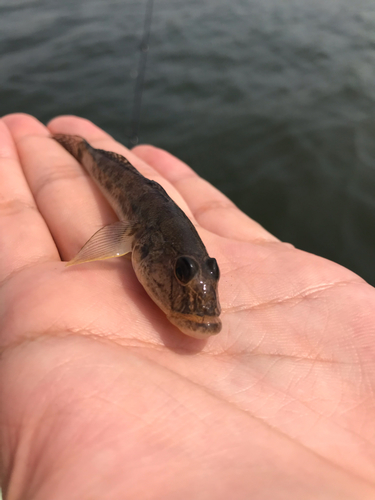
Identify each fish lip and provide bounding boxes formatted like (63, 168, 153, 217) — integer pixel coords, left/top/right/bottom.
(168, 312, 222, 339)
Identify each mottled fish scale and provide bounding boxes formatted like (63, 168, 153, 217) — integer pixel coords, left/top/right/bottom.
(53, 134, 221, 338)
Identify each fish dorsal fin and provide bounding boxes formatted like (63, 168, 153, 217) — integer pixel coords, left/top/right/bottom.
(95, 148, 140, 174)
(66, 221, 134, 267)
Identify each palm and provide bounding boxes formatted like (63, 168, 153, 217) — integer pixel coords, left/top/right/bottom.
(1, 114, 375, 499)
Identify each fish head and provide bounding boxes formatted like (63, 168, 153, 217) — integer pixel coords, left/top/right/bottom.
(132, 244, 222, 339)
(168, 254, 222, 338)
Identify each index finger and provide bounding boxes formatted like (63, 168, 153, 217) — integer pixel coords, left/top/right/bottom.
(132, 145, 278, 243)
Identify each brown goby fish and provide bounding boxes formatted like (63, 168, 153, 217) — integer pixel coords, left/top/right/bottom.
(53, 134, 221, 338)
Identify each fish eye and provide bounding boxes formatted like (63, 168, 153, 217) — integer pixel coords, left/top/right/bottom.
(175, 256, 199, 285)
(206, 258, 220, 280)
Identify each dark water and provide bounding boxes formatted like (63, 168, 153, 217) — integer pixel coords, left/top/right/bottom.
(2, 0, 375, 284)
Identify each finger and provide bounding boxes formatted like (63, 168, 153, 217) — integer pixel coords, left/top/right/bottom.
(3, 114, 119, 262)
(0, 117, 59, 284)
(132, 145, 278, 242)
(47, 116, 197, 222)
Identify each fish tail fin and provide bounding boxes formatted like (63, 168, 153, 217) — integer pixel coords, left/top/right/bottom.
(53, 134, 89, 163)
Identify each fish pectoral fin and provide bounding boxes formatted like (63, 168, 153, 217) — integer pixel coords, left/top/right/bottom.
(66, 221, 134, 267)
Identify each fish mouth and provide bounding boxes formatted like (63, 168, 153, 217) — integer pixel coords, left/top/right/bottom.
(168, 312, 222, 339)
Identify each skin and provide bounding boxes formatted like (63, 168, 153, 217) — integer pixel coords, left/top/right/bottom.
(0, 114, 375, 499)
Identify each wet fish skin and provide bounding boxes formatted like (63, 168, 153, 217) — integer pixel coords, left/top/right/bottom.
(53, 134, 221, 338)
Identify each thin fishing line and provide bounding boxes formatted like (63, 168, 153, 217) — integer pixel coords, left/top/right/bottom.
(128, 0, 154, 147)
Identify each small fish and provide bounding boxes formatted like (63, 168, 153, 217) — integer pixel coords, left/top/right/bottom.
(53, 134, 221, 338)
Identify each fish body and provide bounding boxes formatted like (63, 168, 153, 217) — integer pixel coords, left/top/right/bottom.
(53, 134, 221, 338)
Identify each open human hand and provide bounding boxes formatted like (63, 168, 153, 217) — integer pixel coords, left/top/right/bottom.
(1, 114, 375, 499)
